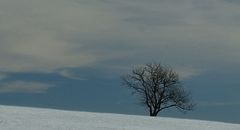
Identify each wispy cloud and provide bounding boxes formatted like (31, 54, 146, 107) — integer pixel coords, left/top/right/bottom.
(175, 67, 202, 80)
(0, 81, 53, 93)
(0, 73, 7, 81)
(199, 101, 240, 107)
(59, 69, 87, 80)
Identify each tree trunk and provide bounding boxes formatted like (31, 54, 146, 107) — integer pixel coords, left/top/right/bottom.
(149, 111, 158, 117)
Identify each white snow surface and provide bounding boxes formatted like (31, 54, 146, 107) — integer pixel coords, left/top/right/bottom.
(0, 105, 239, 130)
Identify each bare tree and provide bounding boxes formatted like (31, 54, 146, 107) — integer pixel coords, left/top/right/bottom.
(122, 63, 194, 116)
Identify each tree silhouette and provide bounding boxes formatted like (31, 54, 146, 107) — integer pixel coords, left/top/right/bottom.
(122, 63, 194, 116)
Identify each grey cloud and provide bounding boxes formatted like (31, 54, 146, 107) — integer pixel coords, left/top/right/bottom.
(223, 0, 240, 4)
(123, 13, 184, 27)
(0, 0, 120, 73)
(1, 0, 240, 79)
(0, 81, 53, 93)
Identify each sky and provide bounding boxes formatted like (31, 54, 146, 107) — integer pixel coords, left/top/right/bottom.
(0, 0, 240, 123)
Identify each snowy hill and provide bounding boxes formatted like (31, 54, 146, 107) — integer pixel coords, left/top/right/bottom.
(0, 105, 239, 130)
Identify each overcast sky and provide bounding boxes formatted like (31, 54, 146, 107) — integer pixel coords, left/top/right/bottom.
(0, 0, 240, 123)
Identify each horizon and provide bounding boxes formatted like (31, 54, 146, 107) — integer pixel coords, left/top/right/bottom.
(0, 0, 240, 124)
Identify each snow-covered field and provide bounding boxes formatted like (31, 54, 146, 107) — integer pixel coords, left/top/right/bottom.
(0, 105, 239, 130)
